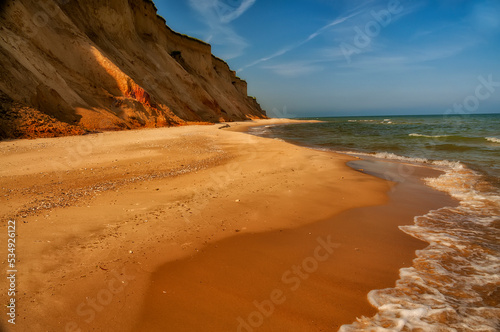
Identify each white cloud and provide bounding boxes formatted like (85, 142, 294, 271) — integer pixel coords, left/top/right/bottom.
(332, 39, 476, 73)
(238, 9, 364, 72)
(237, 0, 423, 73)
(216, 0, 257, 23)
(188, 0, 256, 23)
(187, 0, 256, 59)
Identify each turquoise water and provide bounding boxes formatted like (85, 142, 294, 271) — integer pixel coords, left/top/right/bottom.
(249, 114, 500, 331)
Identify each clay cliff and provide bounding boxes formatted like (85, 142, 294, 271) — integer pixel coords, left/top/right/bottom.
(0, 0, 267, 139)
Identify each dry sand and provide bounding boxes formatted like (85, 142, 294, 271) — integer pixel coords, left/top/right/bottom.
(0, 119, 454, 331)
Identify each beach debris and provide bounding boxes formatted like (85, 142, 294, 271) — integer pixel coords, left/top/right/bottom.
(218, 124, 230, 129)
(11, 154, 227, 220)
(129, 250, 133, 254)
(235, 199, 240, 202)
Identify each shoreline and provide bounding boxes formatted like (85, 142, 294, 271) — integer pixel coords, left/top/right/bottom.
(0, 119, 455, 331)
(132, 152, 457, 332)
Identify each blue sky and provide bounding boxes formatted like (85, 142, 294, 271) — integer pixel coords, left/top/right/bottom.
(154, 0, 500, 117)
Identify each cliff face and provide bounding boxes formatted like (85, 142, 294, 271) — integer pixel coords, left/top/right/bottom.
(0, 0, 266, 139)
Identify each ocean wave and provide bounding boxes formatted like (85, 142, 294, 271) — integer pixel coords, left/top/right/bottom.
(486, 137, 500, 143)
(409, 133, 450, 138)
(428, 143, 477, 152)
(340, 159, 500, 332)
(409, 134, 500, 146)
(250, 122, 500, 330)
(340, 150, 471, 171)
(248, 127, 270, 135)
(372, 151, 430, 163)
(347, 119, 393, 124)
(341, 150, 431, 164)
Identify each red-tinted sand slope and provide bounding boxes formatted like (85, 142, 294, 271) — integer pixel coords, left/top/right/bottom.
(0, 0, 266, 139)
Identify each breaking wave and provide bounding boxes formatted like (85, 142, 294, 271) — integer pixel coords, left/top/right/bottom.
(340, 157, 500, 332)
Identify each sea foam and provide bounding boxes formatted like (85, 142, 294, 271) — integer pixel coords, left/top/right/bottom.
(409, 133, 450, 138)
(340, 153, 500, 332)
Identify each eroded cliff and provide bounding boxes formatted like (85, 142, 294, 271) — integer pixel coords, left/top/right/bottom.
(0, 0, 266, 139)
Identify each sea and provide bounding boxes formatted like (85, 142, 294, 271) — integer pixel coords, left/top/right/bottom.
(248, 114, 500, 331)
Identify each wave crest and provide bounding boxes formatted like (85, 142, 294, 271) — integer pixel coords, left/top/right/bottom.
(409, 133, 449, 138)
(340, 153, 500, 332)
(486, 137, 500, 143)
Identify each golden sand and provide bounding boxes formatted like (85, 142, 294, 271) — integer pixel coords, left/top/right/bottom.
(0, 120, 454, 331)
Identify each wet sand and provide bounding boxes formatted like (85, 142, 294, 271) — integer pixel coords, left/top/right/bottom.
(133, 159, 456, 331)
(0, 120, 455, 331)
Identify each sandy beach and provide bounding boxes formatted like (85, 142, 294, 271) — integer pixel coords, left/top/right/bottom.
(0, 119, 455, 331)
